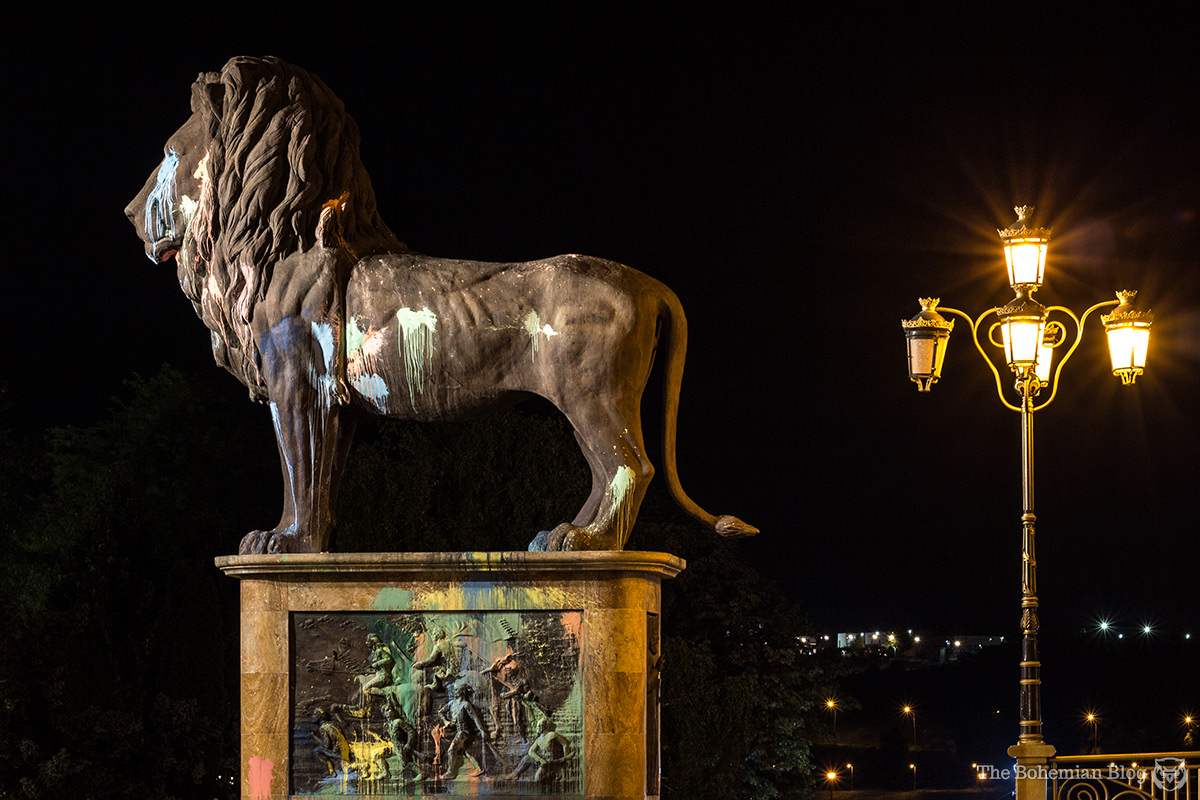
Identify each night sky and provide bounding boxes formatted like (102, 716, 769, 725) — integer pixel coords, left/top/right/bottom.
(7, 6, 1197, 641)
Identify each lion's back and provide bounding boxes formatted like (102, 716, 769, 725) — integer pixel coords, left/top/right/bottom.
(341, 252, 668, 418)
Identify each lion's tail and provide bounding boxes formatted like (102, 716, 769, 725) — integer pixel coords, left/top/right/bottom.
(657, 289, 759, 538)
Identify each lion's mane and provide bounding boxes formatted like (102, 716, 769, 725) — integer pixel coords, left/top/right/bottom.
(183, 56, 403, 397)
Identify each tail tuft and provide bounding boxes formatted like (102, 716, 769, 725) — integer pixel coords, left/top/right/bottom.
(715, 515, 759, 538)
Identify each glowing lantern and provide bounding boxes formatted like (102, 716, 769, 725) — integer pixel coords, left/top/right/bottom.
(996, 289, 1048, 374)
(998, 206, 1051, 289)
(1101, 290, 1153, 385)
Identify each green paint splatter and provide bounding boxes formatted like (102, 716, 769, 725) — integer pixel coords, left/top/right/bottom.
(346, 316, 368, 353)
(372, 588, 414, 610)
(396, 307, 437, 408)
(523, 310, 560, 361)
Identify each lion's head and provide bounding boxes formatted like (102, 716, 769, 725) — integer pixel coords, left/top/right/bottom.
(129, 56, 403, 397)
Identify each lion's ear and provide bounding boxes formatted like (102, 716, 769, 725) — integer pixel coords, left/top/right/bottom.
(191, 72, 225, 132)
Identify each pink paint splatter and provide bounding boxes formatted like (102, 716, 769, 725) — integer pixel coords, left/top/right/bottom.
(248, 755, 274, 800)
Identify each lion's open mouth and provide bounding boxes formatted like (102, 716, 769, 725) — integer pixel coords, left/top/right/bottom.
(152, 238, 181, 263)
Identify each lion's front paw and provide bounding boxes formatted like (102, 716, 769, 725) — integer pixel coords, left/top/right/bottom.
(266, 531, 304, 553)
(238, 528, 307, 554)
(527, 523, 581, 552)
(533, 523, 618, 551)
(238, 530, 272, 555)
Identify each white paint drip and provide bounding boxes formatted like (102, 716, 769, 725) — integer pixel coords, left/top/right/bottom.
(607, 465, 637, 541)
(395, 307, 438, 408)
(270, 401, 298, 527)
(523, 310, 560, 361)
(310, 322, 340, 409)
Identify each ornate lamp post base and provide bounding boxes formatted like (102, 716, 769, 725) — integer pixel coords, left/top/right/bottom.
(1008, 741, 1057, 800)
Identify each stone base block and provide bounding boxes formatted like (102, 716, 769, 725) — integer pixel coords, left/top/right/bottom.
(217, 551, 683, 799)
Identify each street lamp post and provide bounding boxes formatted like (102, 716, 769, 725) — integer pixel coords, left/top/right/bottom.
(901, 205, 1153, 800)
(902, 705, 917, 745)
(847, 763, 854, 791)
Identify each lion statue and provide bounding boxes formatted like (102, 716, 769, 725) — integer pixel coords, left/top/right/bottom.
(126, 56, 756, 554)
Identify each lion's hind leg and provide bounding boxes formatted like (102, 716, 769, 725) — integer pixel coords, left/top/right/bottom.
(531, 399, 654, 552)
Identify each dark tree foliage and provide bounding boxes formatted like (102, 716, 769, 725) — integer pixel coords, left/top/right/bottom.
(0, 367, 275, 799)
(633, 491, 845, 800)
(0, 367, 841, 799)
(332, 401, 591, 552)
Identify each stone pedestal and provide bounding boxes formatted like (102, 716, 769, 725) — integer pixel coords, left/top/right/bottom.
(216, 551, 683, 800)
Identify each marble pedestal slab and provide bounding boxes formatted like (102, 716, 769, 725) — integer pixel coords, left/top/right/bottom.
(216, 551, 683, 800)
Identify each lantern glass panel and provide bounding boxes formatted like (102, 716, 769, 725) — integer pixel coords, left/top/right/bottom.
(1004, 241, 1047, 287)
(1106, 324, 1150, 373)
(1001, 317, 1045, 369)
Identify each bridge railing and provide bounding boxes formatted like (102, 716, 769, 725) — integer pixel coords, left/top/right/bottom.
(1050, 752, 1199, 800)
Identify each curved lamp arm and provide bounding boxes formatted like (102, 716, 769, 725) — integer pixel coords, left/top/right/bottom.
(937, 306, 1021, 412)
(1030, 299, 1119, 412)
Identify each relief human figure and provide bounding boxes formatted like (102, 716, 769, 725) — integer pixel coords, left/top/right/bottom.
(438, 684, 506, 780)
(357, 633, 394, 701)
(311, 708, 351, 782)
(414, 628, 460, 692)
(504, 717, 573, 782)
(485, 650, 536, 743)
(379, 697, 419, 777)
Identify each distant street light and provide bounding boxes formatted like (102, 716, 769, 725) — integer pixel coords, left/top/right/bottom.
(1084, 711, 1099, 752)
(910, 762, 917, 791)
(902, 704, 917, 745)
(846, 763, 854, 790)
(827, 698, 839, 741)
(825, 769, 839, 799)
(901, 205, 1153, 798)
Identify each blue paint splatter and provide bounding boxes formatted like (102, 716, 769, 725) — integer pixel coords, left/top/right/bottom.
(144, 149, 180, 257)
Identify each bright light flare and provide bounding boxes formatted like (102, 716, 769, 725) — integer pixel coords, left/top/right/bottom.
(999, 313, 1046, 369)
(1004, 240, 1049, 288)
